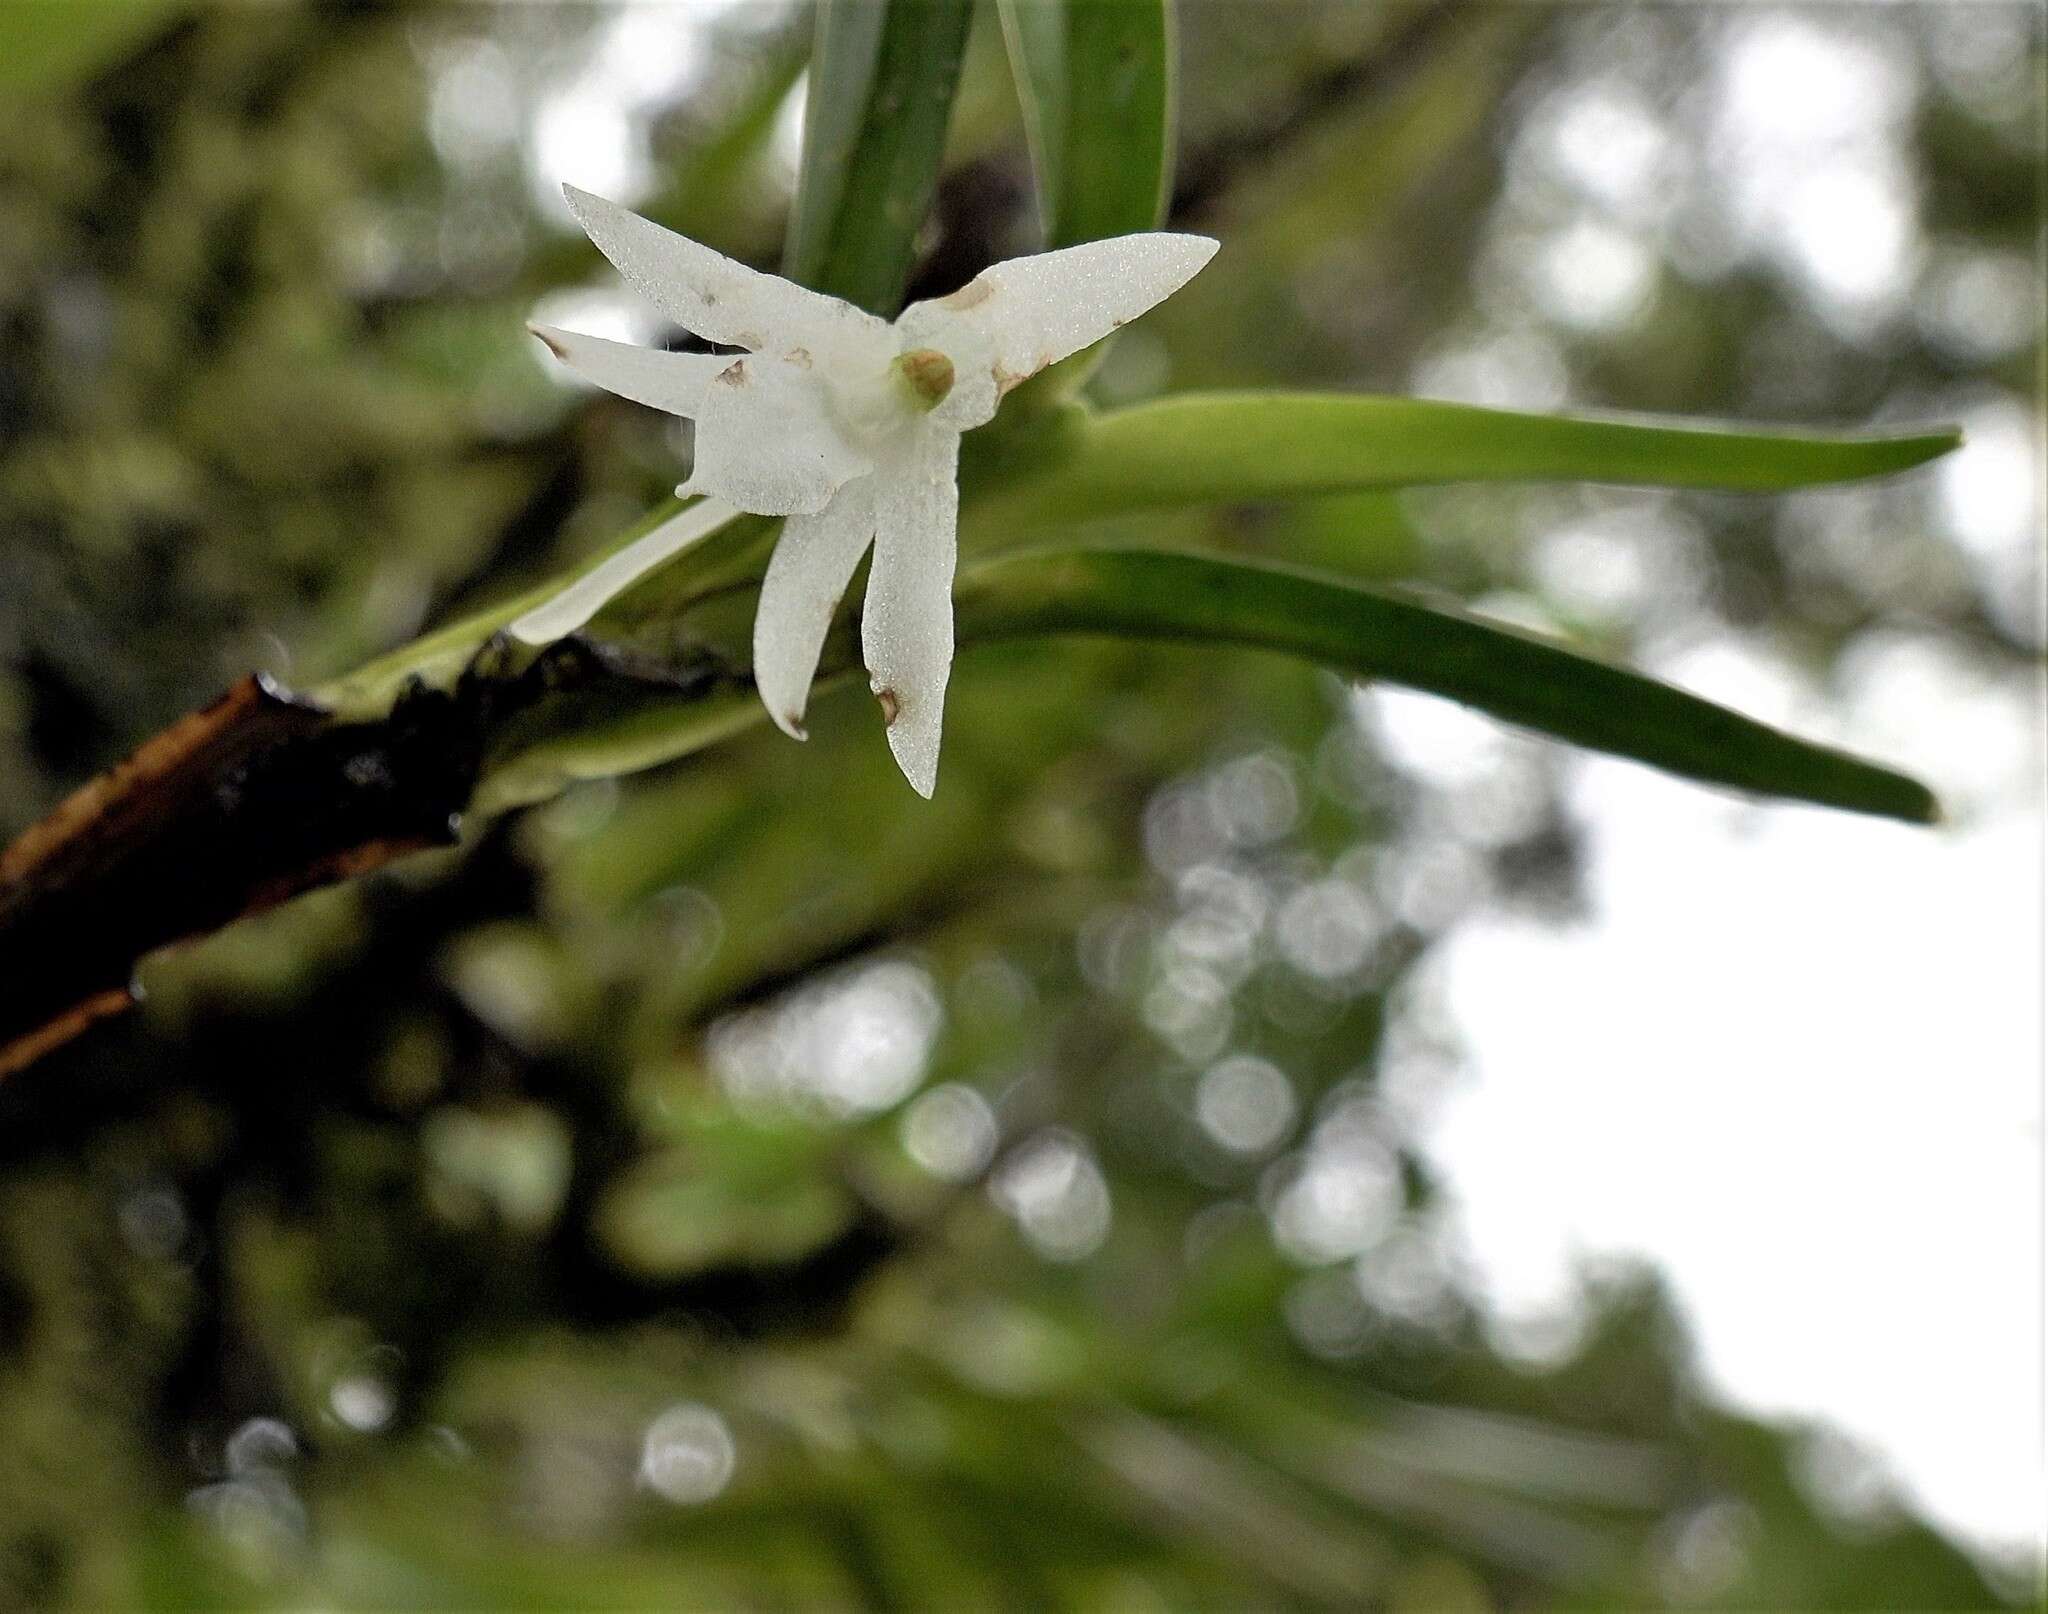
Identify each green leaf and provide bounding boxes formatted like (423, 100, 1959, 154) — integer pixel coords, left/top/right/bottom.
(957, 547, 1940, 823)
(994, 0, 1174, 413)
(328, 528, 1937, 826)
(473, 685, 767, 817)
(311, 500, 768, 718)
(972, 393, 1964, 526)
(997, 0, 1174, 246)
(784, 0, 975, 315)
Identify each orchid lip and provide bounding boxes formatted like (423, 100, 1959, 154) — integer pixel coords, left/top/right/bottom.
(894, 348, 956, 411)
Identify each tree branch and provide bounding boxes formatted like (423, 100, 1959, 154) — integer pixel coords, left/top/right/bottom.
(0, 636, 732, 1078)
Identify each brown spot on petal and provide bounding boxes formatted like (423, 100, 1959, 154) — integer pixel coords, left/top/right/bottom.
(874, 686, 901, 727)
(530, 327, 567, 360)
(715, 359, 748, 386)
(783, 711, 809, 740)
(937, 277, 994, 311)
(785, 347, 812, 369)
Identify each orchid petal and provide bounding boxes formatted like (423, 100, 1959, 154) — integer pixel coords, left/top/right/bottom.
(686, 355, 873, 516)
(529, 325, 734, 418)
(752, 479, 877, 740)
(563, 185, 890, 361)
(899, 233, 1217, 400)
(510, 497, 742, 646)
(860, 423, 960, 798)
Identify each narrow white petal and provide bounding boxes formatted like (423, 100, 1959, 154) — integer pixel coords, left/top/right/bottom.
(860, 424, 961, 798)
(899, 233, 1218, 395)
(530, 325, 734, 418)
(509, 498, 741, 645)
(563, 185, 889, 360)
(686, 354, 872, 516)
(752, 478, 877, 740)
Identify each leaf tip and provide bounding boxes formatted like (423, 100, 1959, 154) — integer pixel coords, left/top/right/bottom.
(1916, 422, 1964, 456)
(1871, 422, 1965, 476)
(1856, 770, 1943, 826)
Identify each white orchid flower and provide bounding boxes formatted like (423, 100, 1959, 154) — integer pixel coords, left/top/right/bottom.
(512, 185, 1216, 797)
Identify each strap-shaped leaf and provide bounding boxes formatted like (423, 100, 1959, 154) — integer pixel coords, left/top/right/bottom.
(957, 547, 1939, 822)
(313, 499, 767, 718)
(784, 0, 975, 315)
(974, 394, 1963, 524)
(995, 0, 1174, 411)
(998, 0, 1174, 246)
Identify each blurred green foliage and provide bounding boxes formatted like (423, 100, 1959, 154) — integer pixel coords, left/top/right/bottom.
(0, 3, 2038, 1610)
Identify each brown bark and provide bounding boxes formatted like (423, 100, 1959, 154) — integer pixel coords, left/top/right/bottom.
(0, 676, 464, 1077)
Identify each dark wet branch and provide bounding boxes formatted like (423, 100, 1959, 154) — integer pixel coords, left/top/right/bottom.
(0, 637, 729, 1080)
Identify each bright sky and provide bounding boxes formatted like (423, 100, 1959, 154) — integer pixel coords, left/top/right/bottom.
(1401, 3, 2045, 1566)
(1429, 754, 2044, 1564)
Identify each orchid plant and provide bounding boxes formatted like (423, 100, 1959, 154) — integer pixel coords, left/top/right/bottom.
(0, 0, 1965, 1091)
(311, 0, 1951, 838)
(516, 187, 1216, 796)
